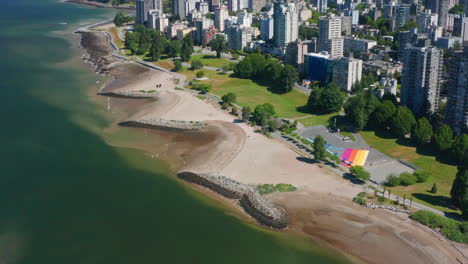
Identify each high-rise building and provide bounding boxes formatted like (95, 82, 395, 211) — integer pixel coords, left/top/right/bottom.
(398, 28, 418, 60)
(429, 0, 448, 29)
(395, 4, 411, 29)
(214, 5, 229, 31)
(237, 10, 253, 27)
(401, 46, 443, 115)
(136, 0, 153, 24)
(318, 14, 343, 57)
(226, 26, 253, 50)
(304, 52, 333, 82)
(316, 0, 328, 13)
(286, 40, 308, 73)
(417, 10, 439, 32)
(148, 10, 169, 32)
(261, 15, 274, 41)
(446, 50, 468, 134)
(273, 2, 299, 48)
(340, 15, 352, 36)
(228, 0, 244, 12)
(173, 0, 200, 19)
(332, 56, 363, 92)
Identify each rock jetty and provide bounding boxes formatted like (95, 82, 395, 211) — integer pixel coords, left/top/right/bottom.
(177, 172, 288, 229)
(366, 202, 410, 214)
(119, 118, 207, 131)
(98, 91, 158, 99)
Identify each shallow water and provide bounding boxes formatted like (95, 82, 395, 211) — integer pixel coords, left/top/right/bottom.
(0, 0, 348, 263)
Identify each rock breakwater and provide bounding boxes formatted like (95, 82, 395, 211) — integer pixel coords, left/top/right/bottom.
(119, 118, 207, 131)
(177, 172, 288, 229)
(98, 91, 158, 99)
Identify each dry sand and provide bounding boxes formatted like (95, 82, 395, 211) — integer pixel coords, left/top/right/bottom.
(81, 30, 468, 264)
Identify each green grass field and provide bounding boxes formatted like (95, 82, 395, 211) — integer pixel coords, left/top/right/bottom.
(297, 114, 337, 127)
(360, 130, 459, 214)
(184, 69, 309, 118)
(189, 54, 233, 68)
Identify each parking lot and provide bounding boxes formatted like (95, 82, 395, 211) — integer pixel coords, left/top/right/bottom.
(297, 125, 415, 184)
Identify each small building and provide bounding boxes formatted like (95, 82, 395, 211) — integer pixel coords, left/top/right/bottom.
(304, 52, 333, 83)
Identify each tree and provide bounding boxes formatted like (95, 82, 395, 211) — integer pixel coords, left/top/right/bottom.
(344, 90, 380, 131)
(390, 106, 416, 137)
(114, 12, 126, 27)
(211, 34, 228, 58)
(166, 40, 181, 57)
(263, 60, 283, 81)
(412, 117, 433, 146)
(222, 92, 237, 105)
(452, 134, 468, 164)
(242, 106, 251, 122)
(125, 31, 140, 54)
(313, 135, 327, 161)
(372, 100, 396, 127)
(252, 103, 275, 126)
(137, 29, 151, 55)
(450, 150, 468, 219)
(350, 166, 371, 181)
(192, 83, 211, 94)
(196, 70, 205, 78)
(234, 58, 254, 78)
(191, 59, 203, 70)
(431, 183, 438, 194)
(173, 60, 182, 72)
(278, 65, 298, 93)
(433, 125, 454, 151)
(308, 83, 346, 114)
(180, 34, 194, 61)
(149, 31, 165, 61)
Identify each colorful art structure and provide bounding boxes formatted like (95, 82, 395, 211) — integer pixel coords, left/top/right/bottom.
(341, 149, 369, 167)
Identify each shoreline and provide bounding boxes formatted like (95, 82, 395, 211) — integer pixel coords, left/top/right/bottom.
(76, 23, 468, 264)
(65, 0, 135, 10)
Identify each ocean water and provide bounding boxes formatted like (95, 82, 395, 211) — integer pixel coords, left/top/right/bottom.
(0, 0, 348, 263)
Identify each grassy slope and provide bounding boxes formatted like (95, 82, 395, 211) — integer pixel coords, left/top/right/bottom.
(189, 54, 233, 68)
(360, 130, 459, 214)
(183, 69, 309, 118)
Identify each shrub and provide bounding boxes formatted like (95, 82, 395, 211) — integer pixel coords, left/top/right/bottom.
(192, 83, 212, 93)
(191, 59, 203, 70)
(352, 197, 367, 205)
(350, 166, 371, 180)
(257, 184, 276, 195)
(275, 184, 297, 192)
(431, 183, 438, 194)
(399, 172, 418, 186)
(357, 192, 367, 198)
(414, 170, 430, 183)
(221, 92, 237, 105)
(196, 70, 205, 78)
(393, 200, 400, 205)
(378, 196, 386, 202)
(386, 174, 401, 186)
(410, 210, 468, 243)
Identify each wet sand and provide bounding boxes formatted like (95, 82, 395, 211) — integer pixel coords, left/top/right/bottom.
(78, 30, 468, 264)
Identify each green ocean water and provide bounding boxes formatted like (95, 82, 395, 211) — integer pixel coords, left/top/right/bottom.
(0, 0, 348, 263)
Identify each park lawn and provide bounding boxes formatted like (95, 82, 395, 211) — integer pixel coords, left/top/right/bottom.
(360, 130, 459, 214)
(189, 54, 232, 68)
(183, 69, 309, 118)
(297, 113, 338, 127)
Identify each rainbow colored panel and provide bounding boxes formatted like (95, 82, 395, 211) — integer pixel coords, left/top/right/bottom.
(341, 149, 369, 167)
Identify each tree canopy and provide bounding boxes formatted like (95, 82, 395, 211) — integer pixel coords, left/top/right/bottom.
(211, 34, 228, 58)
(412, 117, 433, 146)
(390, 106, 416, 137)
(313, 135, 327, 161)
(450, 150, 468, 219)
(307, 83, 345, 114)
(180, 34, 194, 61)
(350, 166, 371, 181)
(433, 125, 454, 152)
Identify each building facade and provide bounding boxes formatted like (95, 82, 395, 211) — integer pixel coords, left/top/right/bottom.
(401, 46, 443, 115)
(286, 40, 308, 73)
(273, 2, 299, 48)
(318, 14, 343, 57)
(446, 50, 468, 134)
(304, 52, 333, 82)
(332, 57, 363, 92)
(214, 5, 229, 32)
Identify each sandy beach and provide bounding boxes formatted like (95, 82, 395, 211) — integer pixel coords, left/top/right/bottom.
(79, 30, 468, 264)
